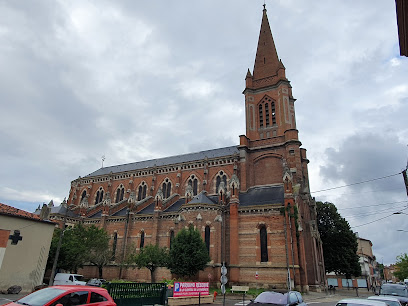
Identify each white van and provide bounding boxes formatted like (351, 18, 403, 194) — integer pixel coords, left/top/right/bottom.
(53, 273, 87, 285)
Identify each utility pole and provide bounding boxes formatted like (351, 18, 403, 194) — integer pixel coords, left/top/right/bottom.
(402, 168, 408, 197)
(49, 199, 68, 285)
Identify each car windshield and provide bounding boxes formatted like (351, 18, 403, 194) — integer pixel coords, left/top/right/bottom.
(381, 286, 408, 297)
(254, 292, 287, 305)
(16, 288, 65, 306)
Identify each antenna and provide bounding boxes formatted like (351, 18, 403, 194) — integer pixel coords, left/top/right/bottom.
(101, 155, 105, 168)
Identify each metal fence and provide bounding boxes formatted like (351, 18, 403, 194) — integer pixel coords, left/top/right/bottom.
(106, 282, 167, 306)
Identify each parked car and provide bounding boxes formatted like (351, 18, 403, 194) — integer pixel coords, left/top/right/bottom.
(86, 279, 103, 287)
(4, 285, 116, 306)
(248, 291, 306, 306)
(379, 283, 408, 306)
(53, 273, 87, 286)
(368, 296, 402, 306)
(336, 298, 388, 306)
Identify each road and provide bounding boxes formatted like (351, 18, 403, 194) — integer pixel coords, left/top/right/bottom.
(0, 288, 372, 306)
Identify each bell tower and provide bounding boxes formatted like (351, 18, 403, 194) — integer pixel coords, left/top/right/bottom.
(243, 5, 297, 142)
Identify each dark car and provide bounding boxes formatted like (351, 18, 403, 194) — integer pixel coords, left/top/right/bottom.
(248, 291, 306, 306)
(4, 285, 116, 306)
(379, 283, 408, 306)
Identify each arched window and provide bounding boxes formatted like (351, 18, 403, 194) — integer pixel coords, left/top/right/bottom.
(215, 171, 228, 194)
(95, 187, 104, 205)
(115, 185, 125, 203)
(137, 182, 148, 201)
(205, 225, 210, 254)
(162, 179, 171, 199)
(259, 96, 276, 128)
(188, 175, 198, 196)
(170, 230, 175, 249)
(260, 226, 268, 262)
(140, 231, 145, 249)
(111, 232, 118, 261)
(80, 190, 87, 202)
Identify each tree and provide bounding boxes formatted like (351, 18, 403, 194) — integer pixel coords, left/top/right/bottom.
(394, 253, 408, 280)
(168, 226, 210, 278)
(47, 224, 111, 276)
(316, 201, 361, 278)
(128, 244, 169, 282)
(84, 225, 111, 278)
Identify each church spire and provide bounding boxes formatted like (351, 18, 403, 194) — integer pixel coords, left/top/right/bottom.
(252, 5, 281, 80)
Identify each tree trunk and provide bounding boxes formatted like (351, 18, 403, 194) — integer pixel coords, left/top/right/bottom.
(150, 268, 156, 283)
(98, 265, 103, 279)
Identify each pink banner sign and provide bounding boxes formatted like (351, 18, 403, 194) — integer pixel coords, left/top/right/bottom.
(173, 282, 209, 297)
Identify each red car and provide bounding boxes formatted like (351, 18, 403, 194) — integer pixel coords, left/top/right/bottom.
(5, 286, 116, 306)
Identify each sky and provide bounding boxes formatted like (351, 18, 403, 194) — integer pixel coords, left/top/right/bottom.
(0, 1, 407, 266)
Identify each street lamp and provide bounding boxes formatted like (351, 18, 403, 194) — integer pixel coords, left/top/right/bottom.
(393, 211, 408, 215)
(397, 229, 408, 232)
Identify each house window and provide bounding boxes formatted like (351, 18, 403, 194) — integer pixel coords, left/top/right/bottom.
(115, 185, 125, 203)
(95, 187, 104, 205)
(260, 226, 268, 262)
(215, 171, 227, 194)
(188, 175, 198, 196)
(205, 226, 210, 254)
(162, 179, 171, 199)
(140, 231, 145, 249)
(138, 182, 147, 201)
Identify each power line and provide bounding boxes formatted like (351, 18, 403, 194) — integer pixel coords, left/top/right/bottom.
(315, 186, 403, 198)
(352, 206, 408, 228)
(338, 200, 408, 210)
(311, 172, 401, 194)
(344, 204, 408, 219)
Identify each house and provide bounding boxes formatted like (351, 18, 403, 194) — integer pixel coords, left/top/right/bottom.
(0, 202, 55, 292)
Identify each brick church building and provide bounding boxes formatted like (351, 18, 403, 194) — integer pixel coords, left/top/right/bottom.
(46, 6, 325, 291)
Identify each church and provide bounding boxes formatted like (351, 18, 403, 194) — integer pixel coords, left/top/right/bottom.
(46, 6, 325, 291)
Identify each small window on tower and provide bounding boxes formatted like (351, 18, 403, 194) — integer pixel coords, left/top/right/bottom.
(259, 104, 264, 128)
(271, 102, 276, 125)
(265, 103, 270, 127)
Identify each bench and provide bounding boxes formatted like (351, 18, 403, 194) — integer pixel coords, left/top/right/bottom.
(231, 286, 250, 293)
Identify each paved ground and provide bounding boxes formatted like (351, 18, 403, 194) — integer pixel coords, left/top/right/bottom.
(212, 288, 375, 306)
(0, 288, 376, 306)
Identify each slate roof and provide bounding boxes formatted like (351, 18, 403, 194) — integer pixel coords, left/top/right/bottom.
(163, 198, 185, 213)
(85, 146, 239, 177)
(0, 202, 54, 224)
(188, 192, 216, 205)
(239, 185, 284, 207)
(137, 203, 156, 215)
(239, 186, 284, 207)
(34, 205, 78, 218)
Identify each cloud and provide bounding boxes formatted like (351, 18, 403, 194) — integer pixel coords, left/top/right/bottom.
(0, 0, 407, 265)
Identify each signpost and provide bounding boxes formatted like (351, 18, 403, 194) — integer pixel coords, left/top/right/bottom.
(221, 263, 227, 306)
(173, 282, 209, 297)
